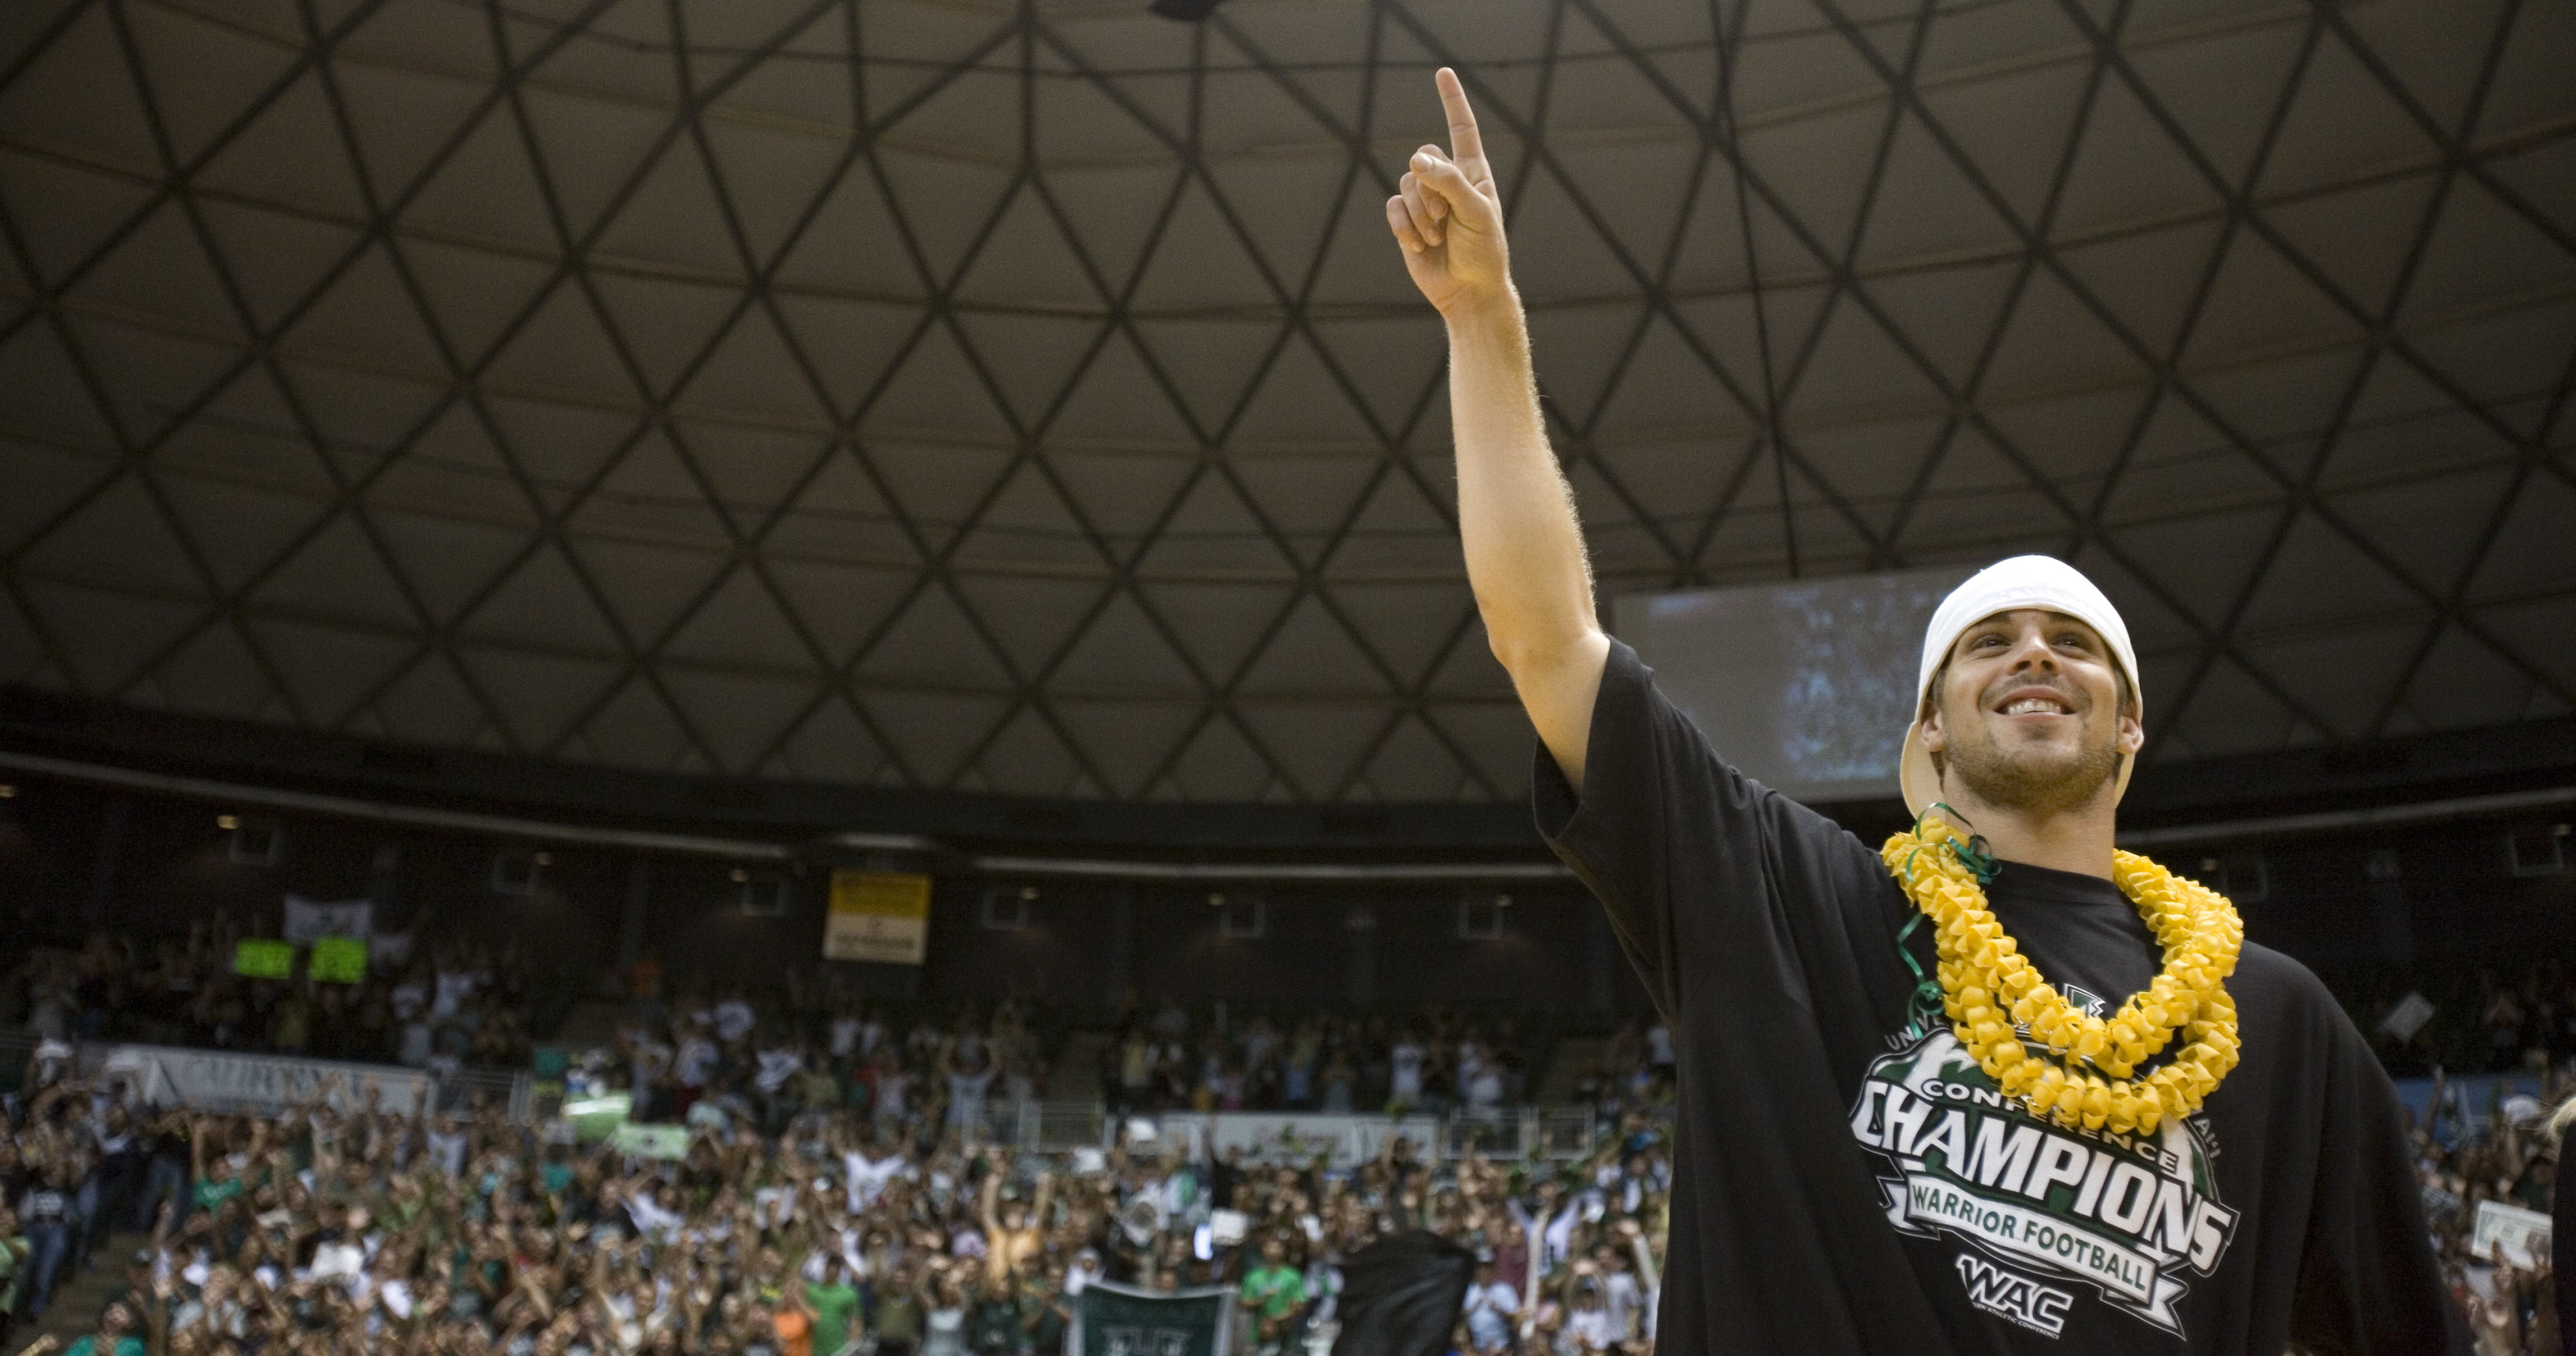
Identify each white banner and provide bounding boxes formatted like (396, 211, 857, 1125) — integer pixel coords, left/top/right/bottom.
(609, 1123, 694, 1160)
(90, 1043, 430, 1116)
(283, 896, 374, 945)
(2472, 1200, 2552, 1269)
(2378, 991, 2435, 1043)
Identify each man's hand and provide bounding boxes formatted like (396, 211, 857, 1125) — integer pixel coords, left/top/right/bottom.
(1388, 69, 1510, 320)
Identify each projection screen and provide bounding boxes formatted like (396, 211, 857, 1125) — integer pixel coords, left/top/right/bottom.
(1611, 564, 1979, 804)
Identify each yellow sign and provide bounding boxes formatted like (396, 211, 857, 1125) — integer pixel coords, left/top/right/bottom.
(825, 871, 932, 964)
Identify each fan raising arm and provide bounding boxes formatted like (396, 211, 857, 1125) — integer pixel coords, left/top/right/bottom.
(1388, 67, 1609, 787)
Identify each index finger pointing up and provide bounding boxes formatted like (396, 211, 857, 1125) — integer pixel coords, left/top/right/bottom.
(1435, 67, 1488, 180)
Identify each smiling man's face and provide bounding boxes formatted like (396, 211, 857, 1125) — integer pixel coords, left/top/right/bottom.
(1922, 607, 2141, 816)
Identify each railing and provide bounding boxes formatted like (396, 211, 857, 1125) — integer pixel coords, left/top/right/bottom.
(433, 1062, 536, 1120)
(0, 1026, 534, 1121)
(941, 1100, 1596, 1163)
(6, 1025, 1596, 1159)
(1438, 1106, 1598, 1161)
(1106, 1105, 1596, 1165)
(1031, 1100, 1110, 1152)
(958, 1098, 1110, 1153)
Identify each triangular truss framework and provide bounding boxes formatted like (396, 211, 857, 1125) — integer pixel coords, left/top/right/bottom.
(0, 0, 2569, 804)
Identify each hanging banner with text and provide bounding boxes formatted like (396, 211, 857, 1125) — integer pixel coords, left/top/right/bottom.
(2472, 1200, 2552, 1269)
(89, 1044, 431, 1116)
(283, 896, 375, 944)
(609, 1123, 694, 1160)
(309, 936, 370, 984)
(824, 871, 933, 965)
(1070, 1281, 1234, 1356)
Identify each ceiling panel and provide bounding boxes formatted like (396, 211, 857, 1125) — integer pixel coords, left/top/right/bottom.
(0, 0, 2568, 795)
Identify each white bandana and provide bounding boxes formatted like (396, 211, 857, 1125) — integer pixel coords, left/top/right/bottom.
(1899, 555, 2140, 814)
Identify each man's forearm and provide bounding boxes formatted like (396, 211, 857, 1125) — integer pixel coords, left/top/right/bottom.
(1448, 296, 1595, 671)
(1448, 297, 1609, 778)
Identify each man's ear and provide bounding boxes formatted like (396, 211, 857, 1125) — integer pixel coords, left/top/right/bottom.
(2117, 711, 2144, 757)
(1918, 702, 1947, 755)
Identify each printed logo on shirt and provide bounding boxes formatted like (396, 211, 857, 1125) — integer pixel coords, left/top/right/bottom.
(1848, 1029, 2239, 1340)
(1954, 1255, 2073, 1336)
(2057, 984, 2108, 1020)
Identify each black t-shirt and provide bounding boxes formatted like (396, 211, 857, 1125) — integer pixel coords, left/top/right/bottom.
(2556, 1122, 2573, 1340)
(1537, 641, 2465, 1353)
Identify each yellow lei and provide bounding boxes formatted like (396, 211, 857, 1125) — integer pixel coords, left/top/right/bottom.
(1880, 816, 2244, 1136)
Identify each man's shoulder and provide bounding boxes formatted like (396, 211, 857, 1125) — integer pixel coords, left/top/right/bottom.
(2225, 941, 2384, 1077)
(2228, 940, 2339, 1012)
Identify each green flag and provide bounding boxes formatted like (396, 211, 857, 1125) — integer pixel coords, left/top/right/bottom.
(1071, 1281, 1234, 1356)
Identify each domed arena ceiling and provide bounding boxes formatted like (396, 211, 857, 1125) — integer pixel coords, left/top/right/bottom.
(0, 0, 2570, 805)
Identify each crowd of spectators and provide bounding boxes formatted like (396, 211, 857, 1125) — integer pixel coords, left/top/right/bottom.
(1, 930, 537, 1073)
(2339, 958, 2576, 1078)
(0, 993, 1679, 1356)
(7, 930, 2575, 1353)
(1097, 999, 1544, 1121)
(591, 984, 1055, 1148)
(2412, 1065, 2569, 1355)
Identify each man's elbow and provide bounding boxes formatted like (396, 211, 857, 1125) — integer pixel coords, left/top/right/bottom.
(1483, 620, 1602, 685)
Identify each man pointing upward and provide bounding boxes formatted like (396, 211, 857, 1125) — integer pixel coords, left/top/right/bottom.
(1391, 67, 2463, 1353)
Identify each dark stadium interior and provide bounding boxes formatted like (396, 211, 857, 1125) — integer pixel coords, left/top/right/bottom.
(3, 0, 2573, 1349)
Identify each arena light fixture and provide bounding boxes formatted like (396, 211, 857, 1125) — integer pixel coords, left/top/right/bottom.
(492, 847, 545, 896)
(1214, 892, 1266, 938)
(980, 883, 1032, 932)
(2506, 824, 2565, 877)
(738, 873, 792, 917)
(227, 819, 281, 866)
(1458, 890, 1509, 940)
(2192, 851, 2268, 902)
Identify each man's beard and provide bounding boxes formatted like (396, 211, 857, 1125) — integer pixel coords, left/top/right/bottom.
(1946, 721, 2123, 816)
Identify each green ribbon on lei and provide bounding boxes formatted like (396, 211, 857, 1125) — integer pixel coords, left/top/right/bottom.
(1893, 802, 1998, 1038)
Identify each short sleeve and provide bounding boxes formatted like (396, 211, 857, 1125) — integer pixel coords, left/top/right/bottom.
(1533, 639, 1893, 1022)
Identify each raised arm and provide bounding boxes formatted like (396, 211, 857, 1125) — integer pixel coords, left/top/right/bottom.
(979, 1157, 1004, 1237)
(1617, 1217, 1659, 1292)
(146, 1271, 175, 1356)
(1389, 66, 1609, 785)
